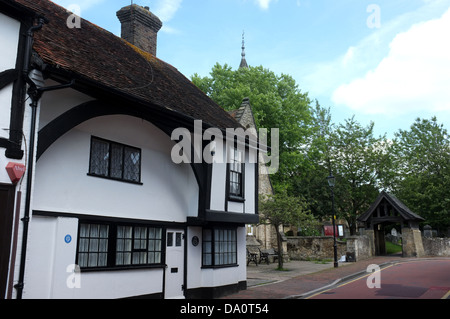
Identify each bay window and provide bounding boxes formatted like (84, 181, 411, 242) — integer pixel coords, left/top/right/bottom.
(77, 222, 163, 270)
(202, 228, 237, 267)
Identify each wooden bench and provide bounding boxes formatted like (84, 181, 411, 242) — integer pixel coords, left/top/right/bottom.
(259, 248, 279, 265)
(247, 247, 259, 266)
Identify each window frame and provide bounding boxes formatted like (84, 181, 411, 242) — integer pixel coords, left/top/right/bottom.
(202, 227, 238, 268)
(227, 146, 245, 202)
(76, 221, 165, 272)
(77, 222, 110, 269)
(88, 136, 143, 185)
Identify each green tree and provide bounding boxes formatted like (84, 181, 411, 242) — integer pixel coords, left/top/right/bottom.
(389, 117, 450, 233)
(289, 102, 334, 220)
(290, 107, 387, 234)
(192, 63, 313, 189)
(259, 191, 319, 270)
(330, 117, 388, 235)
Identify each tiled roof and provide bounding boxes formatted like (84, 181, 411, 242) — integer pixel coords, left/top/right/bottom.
(228, 98, 251, 123)
(358, 191, 425, 222)
(14, 0, 241, 130)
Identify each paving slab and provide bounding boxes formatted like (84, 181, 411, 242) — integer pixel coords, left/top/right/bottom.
(246, 260, 335, 288)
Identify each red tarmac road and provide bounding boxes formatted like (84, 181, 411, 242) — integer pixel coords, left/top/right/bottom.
(308, 259, 450, 299)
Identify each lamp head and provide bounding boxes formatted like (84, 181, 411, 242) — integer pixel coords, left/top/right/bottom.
(327, 174, 336, 188)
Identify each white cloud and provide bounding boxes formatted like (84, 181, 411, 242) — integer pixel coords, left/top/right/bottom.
(332, 8, 450, 116)
(153, 0, 183, 22)
(153, 0, 183, 33)
(254, 0, 277, 10)
(302, 17, 400, 100)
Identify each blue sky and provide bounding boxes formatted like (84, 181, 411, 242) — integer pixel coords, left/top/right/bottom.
(53, 0, 450, 138)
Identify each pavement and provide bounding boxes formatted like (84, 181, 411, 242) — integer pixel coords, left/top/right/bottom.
(220, 254, 427, 299)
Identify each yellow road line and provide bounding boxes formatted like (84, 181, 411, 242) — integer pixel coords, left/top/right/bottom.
(305, 288, 333, 299)
(442, 290, 450, 300)
(305, 263, 397, 299)
(337, 264, 396, 288)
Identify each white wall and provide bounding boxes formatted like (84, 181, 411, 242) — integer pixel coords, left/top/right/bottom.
(33, 115, 199, 222)
(4, 68, 45, 298)
(38, 83, 94, 129)
(186, 226, 247, 291)
(210, 161, 227, 211)
(209, 143, 257, 215)
(27, 112, 200, 298)
(0, 12, 20, 71)
(24, 215, 164, 299)
(0, 12, 21, 184)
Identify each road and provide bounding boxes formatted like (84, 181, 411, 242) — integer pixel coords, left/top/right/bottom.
(308, 259, 450, 299)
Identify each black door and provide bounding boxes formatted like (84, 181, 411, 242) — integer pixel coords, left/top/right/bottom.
(0, 184, 15, 299)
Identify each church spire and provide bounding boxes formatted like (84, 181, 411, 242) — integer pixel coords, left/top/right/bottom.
(239, 31, 249, 69)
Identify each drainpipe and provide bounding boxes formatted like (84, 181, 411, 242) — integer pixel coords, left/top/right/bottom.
(15, 15, 75, 298)
(14, 15, 48, 300)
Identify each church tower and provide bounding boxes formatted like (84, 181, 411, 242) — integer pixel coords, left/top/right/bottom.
(239, 32, 249, 69)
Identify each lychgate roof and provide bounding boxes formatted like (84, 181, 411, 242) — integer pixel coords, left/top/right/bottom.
(358, 191, 425, 223)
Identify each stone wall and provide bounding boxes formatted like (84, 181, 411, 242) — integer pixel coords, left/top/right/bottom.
(287, 237, 347, 261)
(402, 228, 425, 258)
(346, 236, 373, 261)
(287, 235, 375, 262)
(286, 233, 450, 261)
(422, 237, 450, 257)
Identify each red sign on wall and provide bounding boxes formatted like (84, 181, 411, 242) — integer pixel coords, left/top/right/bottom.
(324, 225, 345, 237)
(5, 162, 26, 184)
(323, 225, 338, 237)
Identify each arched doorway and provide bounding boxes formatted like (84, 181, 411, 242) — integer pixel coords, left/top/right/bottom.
(359, 192, 425, 258)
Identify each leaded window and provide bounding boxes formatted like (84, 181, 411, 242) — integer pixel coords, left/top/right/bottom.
(89, 137, 141, 184)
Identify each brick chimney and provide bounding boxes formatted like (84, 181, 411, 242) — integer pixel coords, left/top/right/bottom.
(117, 5, 163, 56)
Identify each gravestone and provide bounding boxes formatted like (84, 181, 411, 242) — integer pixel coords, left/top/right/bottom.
(423, 225, 432, 238)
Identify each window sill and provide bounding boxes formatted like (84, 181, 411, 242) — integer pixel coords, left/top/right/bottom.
(201, 264, 239, 270)
(228, 195, 245, 203)
(87, 173, 143, 185)
(79, 264, 165, 273)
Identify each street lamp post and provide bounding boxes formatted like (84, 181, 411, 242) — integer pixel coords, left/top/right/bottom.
(327, 174, 338, 268)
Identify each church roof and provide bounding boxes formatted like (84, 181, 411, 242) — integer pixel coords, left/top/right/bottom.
(239, 57, 249, 69)
(239, 32, 249, 69)
(228, 98, 255, 127)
